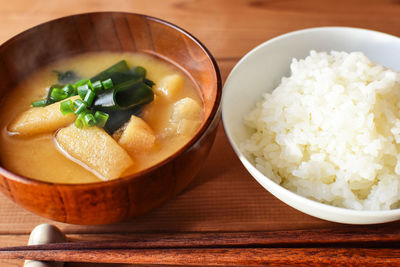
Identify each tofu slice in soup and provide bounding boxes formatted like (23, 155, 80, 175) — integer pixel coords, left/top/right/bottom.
(55, 124, 133, 180)
(114, 115, 156, 155)
(169, 97, 203, 136)
(155, 74, 184, 99)
(8, 96, 79, 136)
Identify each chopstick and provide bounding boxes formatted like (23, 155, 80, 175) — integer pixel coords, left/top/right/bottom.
(2, 247, 400, 266)
(0, 227, 399, 265)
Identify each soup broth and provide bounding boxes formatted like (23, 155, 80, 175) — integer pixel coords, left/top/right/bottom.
(0, 52, 203, 183)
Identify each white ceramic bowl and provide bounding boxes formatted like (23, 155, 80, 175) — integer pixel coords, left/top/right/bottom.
(222, 27, 400, 224)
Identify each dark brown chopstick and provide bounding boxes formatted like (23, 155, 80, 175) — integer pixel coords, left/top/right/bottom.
(2, 247, 400, 266)
(9, 226, 400, 250)
(0, 227, 399, 265)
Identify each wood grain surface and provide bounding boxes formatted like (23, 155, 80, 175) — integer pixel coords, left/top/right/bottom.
(1, 0, 400, 266)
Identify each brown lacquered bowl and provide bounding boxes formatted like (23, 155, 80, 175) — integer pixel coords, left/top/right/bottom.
(0, 12, 221, 225)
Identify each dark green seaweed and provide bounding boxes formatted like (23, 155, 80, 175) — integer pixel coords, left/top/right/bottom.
(91, 65, 148, 86)
(102, 108, 141, 134)
(93, 79, 154, 111)
(90, 62, 155, 133)
(54, 70, 79, 84)
(90, 60, 130, 83)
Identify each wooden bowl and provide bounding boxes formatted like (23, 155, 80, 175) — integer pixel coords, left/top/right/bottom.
(0, 12, 221, 225)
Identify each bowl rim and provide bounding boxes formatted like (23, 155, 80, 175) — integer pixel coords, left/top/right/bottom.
(0, 11, 222, 187)
(222, 26, 400, 219)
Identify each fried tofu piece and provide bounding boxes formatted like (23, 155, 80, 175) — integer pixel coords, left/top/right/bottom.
(171, 97, 203, 121)
(115, 115, 156, 155)
(8, 96, 79, 136)
(169, 97, 203, 136)
(176, 119, 202, 136)
(55, 125, 133, 181)
(155, 74, 184, 99)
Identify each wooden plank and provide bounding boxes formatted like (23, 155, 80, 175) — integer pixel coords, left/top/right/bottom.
(0, 235, 26, 267)
(1, 0, 400, 59)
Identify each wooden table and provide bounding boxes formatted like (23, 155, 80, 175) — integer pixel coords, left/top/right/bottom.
(1, 0, 400, 266)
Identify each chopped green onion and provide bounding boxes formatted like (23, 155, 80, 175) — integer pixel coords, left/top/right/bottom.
(60, 99, 74, 115)
(73, 99, 88, 115)
(94, 111, 109, 128)
(101, 78, 114, 90)
(84, 113, 96, 127)
(73, 99, 85, 107)
(74, 113, 85, 129)
(92, 80, 103, 92)
(84, 90, 96, 106)
(77, 84, 91, 99)
(73, 79, 90, 89)
(62, 84, 76, 97)
(50, 88, 68, 102)
(45, 84, 62, 105)
(32, 99, 48, 107)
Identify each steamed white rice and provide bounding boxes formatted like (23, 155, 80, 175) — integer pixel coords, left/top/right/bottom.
(242, 50, 400, 210)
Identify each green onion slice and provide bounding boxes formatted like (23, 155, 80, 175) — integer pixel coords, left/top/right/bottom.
(60, 99, 74, 115)
(92, 80, 103, 92)
(84, 90, 96, 106)
(73, 79, 90, 89)
(101, 78, 114, 90)
(32, 99, 48, 107)
(77, 84, 91, 99)
(84, 113, 96, 127)
(74, 113, 85, 129)
(73, 99, 88, 115)
(94, 111, 109, 128)
(50, 88, 68, 102)
(62, 84, 76, 97)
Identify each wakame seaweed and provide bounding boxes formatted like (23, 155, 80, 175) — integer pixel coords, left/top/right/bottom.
(90, 60, 130, 83)
(103, 108, 142, 134)
(93, 79, 154, 111)
(92, 66, 154, 132)
(33, 60, 155, 132)
(54, 70, 79, 84)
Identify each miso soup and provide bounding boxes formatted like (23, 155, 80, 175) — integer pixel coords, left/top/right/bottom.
(0, 52, 204, 183)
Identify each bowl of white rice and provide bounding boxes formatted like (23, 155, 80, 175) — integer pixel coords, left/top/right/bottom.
(222, 27, 400, 224)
